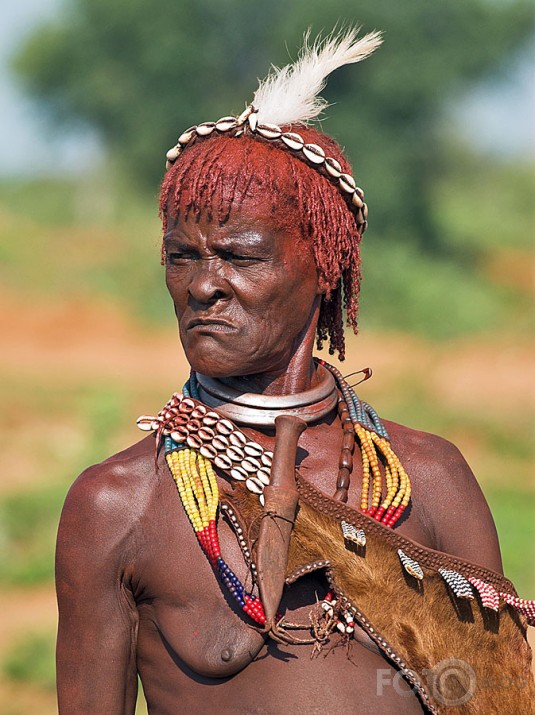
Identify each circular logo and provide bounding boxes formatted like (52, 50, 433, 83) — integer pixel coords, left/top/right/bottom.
(428, 658, 477, 707)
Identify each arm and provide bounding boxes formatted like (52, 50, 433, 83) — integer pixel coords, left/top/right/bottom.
(56, 464, 139, 714)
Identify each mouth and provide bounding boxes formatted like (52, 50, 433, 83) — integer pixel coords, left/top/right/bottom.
(186, 317, 236, 332)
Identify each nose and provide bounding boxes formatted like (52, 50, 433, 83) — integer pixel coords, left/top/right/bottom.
(187, 259, 231, 307)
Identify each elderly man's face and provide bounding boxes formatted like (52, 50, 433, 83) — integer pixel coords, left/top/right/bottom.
(164, 203, 322, 378)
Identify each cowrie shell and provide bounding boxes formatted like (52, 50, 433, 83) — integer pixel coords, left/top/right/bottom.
(281, 132, 304, 151)
(166, 146, 180, 162)
(246, 477, 263, 494)
(178, 127, 196, 144)
(212, 435, 229, 451)
(302, 143, 326, 164)
(257, 468, 271, 486)
(257, 123, 282, 140)
(191, 404, 207, 417)
(229, 431, 247, 447)
(230, 467, 248, 481)
(216, 419, 234, 435)
(171, 427, 188, 442)
(171, 412, 188, 426)
(214, 454, 232, 470)
(136, 416, 155, 431)
(186, 433, 202, 449)
(196, 122, 216, 136)
(248, 112, 258, 131)
(198, 426, 215, 442)
(242, 458, 261, 474)
(227, 445, 245, 462)
(339, 173, 356, 193)
(324, 157, 342, 178)
(187, 418, 201, 432)
(261, 451, 273, 467)
(178, 398, 195, 414)
(216, 116, 238, 132)
(202, 411, 220, 426)
(351, 192, 364, 209)
(244, 442, 263, 457)
(200, 444, 217, 460)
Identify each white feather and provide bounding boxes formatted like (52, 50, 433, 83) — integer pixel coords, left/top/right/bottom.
(252, 27, 383, 127)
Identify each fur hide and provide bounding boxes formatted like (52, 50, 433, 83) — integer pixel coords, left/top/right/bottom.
(222, 478, 535, 715)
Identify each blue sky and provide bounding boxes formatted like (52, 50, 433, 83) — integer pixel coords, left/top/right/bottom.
(0, 0, 102, 175)
(0, 0, 533, 176)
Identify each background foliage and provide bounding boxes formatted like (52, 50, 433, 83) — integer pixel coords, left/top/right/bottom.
(15, 0, 533, 248)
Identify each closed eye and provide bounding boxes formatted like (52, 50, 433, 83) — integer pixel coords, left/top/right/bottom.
(166, 250, 199, 264)
(219, 250, 263, 265)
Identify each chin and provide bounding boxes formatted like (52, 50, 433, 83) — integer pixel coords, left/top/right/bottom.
(183, 347, 238, 378)
(184, 348, 272, 380)
(193, 364, 236, 379)
(182, 336, 288, 379)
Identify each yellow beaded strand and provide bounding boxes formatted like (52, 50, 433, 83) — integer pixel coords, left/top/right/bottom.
(360, 445, 371, 512)
(370, 432, 411, 511)
(166, 448, 219, 532)
(355, 425, 412, 523)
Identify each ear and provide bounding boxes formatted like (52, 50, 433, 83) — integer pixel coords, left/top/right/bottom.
(316, 275, 329, 297)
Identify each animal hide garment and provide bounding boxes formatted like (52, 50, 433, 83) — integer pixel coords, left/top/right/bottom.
(222, 474, 535, 715)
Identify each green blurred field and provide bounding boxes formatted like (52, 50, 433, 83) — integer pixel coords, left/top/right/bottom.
(0, 165, 533, 713)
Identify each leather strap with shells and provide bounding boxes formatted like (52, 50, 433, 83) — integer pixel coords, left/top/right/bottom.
(137, 393, 273, 505)
(164, 105, 368, 234)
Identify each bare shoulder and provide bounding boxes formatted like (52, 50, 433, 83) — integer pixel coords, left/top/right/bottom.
(69, 431, 157, 494)
(383, 419, 503, 574)
(58, 434, 159, 562)
(384, 420, 475, 482)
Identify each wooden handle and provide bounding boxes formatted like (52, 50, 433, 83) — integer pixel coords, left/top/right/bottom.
(256, 415, 306, 630)
(269, 415, 307, 489)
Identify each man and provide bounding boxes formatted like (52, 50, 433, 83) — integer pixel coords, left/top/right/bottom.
(56, 29, 534, 713)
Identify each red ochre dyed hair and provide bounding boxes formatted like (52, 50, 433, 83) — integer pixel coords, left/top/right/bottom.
(159, 125, 362, 360)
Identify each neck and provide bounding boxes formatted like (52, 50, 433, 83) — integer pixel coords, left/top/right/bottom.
(222, 353, 317, 397)
(221, 302, 321, 397)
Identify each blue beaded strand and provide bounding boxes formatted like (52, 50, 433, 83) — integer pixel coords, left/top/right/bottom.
(361, 400, 390, 440)
(218, 558, 246, 607)
(164, 435, 181, 452)
(188, 372, 200, 400)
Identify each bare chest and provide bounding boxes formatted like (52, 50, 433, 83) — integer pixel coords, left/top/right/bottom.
(135, 510, 424, 714)
(133, 419, 434, 683)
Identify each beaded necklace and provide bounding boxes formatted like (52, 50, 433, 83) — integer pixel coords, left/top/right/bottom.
(164, 441, 267, 625)
(137, 360, 412, 626)
(319, 361, 411, 525)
